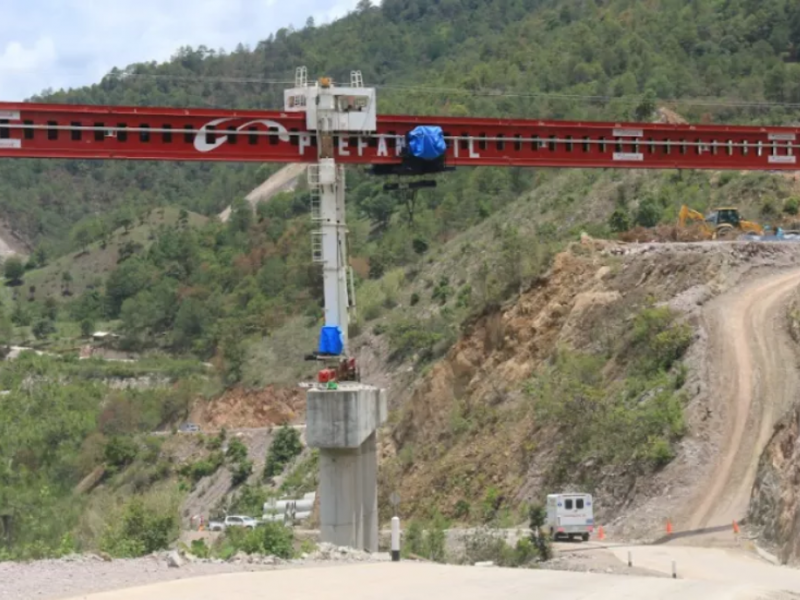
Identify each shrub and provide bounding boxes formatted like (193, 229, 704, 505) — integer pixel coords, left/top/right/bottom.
(387, 316, 453, 362)
(403, 514, 447, 562)
(179, 451, 224, 484)
(231, 459, 254, 486)
(104, 436, 138, 471)
(221, 522, 294, 558)
(226, 439, 248, 463)
(785, 197, 800, 216)
(461, 525, 546, 567)
(229, 484, 273, 516)
(190, 539, 211, 558)
(454, 499, 470, 519)
(631, 307, 693, 375)
(100, 497, 177, 557)
(608, 208, 631, 233)
(264, 426, 303, 479)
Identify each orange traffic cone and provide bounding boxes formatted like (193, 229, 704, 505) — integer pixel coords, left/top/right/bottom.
(597, 526, 605, 541)
(733, 520, 740, 535)
(666, 520, 673, 535)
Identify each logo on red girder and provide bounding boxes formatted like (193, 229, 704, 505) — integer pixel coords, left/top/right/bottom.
(194, 118, 290, 152)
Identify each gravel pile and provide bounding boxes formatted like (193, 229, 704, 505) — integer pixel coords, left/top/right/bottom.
(0, 545, 389, 600)
(545, 549, 668, 578)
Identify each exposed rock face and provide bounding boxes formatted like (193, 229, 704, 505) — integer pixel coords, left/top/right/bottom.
(749, 403, 800, 565)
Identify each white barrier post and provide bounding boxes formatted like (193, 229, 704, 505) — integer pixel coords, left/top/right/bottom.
(627, 551, 632, 567)
(391, 516, 400, 562)
(672, 560, 677, 579)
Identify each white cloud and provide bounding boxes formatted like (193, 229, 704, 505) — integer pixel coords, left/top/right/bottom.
(0, 0, 361, 101)
(0, 38, 57, 72)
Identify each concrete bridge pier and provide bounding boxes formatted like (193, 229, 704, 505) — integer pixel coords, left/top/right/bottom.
(306, 385, 387, 552)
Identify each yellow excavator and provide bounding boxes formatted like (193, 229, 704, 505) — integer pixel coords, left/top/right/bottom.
(678, 205, 764, 239)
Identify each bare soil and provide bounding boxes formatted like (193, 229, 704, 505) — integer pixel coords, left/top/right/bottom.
(190, 386, 305, 429)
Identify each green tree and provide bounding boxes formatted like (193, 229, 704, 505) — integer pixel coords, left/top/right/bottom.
(61, 270, 73, 295)
(0, 307, 12, 345)
(608, 208, 631, 233)
(33, 246, 48, 267)
(3, 257, 24, 285)
(361, 194, 396, 229)
(229, 198, 254, 233)
(219, 325, 246, 385)
(80, 318, 95, 338)
(634, 89, 656, 121)
(635, 197, 662, 228)
(104, 436, 138, 470)
(70, 223, 93, 253)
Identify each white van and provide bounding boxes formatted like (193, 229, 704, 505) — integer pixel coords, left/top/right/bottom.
(546, 493, 594, 541)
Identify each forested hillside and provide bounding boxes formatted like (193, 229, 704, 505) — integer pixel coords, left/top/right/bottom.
(2, 0, 800, 365)
(5, 0, 800, 247)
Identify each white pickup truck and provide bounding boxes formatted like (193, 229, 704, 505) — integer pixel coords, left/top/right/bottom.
(208, 515, 258, 531)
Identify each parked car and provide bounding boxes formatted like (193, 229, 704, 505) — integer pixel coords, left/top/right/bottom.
(208, 515, 258, 531)
(178, 422, 200, 433)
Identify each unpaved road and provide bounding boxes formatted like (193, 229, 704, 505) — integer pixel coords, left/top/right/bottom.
(218, 163, 306, 222)
(64, 562, 795, 600)
(686, 268, 800, 532)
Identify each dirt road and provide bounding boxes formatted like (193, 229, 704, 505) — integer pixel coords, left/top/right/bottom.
(218, 163, 306, 222)
(687, 268, 800, 531)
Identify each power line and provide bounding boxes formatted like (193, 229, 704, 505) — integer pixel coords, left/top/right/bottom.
(103, 70, 800, 111)
(104, 72, 295, 86)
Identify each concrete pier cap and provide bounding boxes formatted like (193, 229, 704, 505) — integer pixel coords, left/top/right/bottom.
(306, 385, 388, 448)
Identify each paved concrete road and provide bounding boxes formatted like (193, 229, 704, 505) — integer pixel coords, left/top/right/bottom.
(608, 544, 800, 593)
(65, 562, 787, 600)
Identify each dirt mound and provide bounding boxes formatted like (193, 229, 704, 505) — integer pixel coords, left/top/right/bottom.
(656, 107, 688, 125)
(191, 386, 304, 429)
(617, 224, 708, 243)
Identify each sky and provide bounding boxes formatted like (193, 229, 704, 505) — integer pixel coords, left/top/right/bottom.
(0, 0, 361, 101)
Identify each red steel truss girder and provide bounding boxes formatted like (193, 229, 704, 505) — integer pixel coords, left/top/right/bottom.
(1, 101, 800, 170)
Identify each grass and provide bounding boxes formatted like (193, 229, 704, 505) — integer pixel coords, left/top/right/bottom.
(242, 316, 318, 387)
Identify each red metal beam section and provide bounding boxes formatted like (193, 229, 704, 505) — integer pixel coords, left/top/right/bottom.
(1, 101, 799, 170)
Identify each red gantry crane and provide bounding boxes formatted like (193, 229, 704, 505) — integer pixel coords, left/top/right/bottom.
(0, 67, 797, 380)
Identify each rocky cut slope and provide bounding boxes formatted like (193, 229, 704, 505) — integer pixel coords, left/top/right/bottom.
(377, 237, 800, 535)
(747, 288, 800, 565)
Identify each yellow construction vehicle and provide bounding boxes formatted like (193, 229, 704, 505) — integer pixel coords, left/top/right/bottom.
(678, 205, 764, 239)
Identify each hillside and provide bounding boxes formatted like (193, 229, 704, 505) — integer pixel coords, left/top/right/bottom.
(372, 238, 800, 536)
(5, 0, 800, 564)
(25, 206, 208, 302)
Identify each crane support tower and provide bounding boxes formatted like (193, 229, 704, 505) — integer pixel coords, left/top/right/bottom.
(284, 68, 387, 552)
(284, 67, 376, 366)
